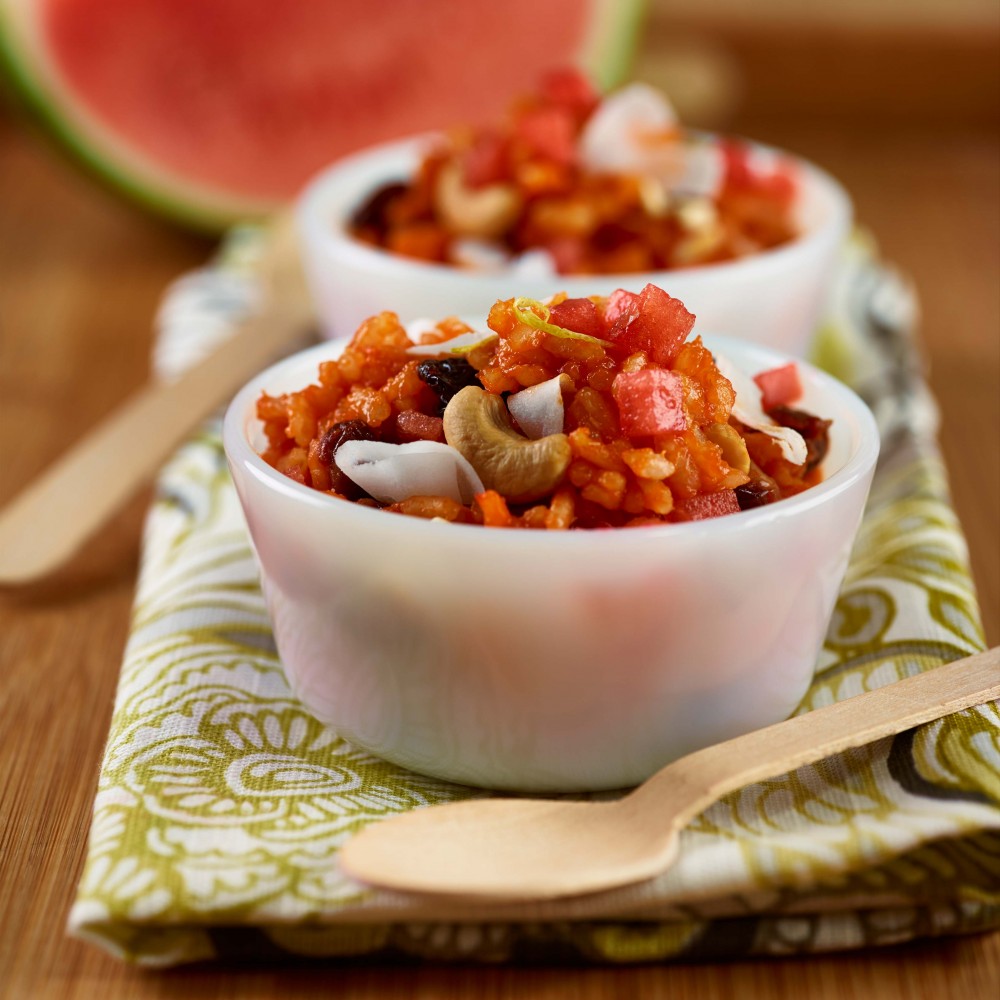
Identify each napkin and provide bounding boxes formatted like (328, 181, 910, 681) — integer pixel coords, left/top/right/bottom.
(68, 233, 998, 966)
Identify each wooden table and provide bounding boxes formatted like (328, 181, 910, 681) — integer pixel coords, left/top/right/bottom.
(1, 68, 997, 999)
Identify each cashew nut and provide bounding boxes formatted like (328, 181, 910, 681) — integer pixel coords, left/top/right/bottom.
(434, 161, 522, 240)
(704, 422, 751, 475)
(443, 386, 571, 503)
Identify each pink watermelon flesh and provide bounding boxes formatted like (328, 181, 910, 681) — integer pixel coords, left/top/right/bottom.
(41, 0, 599, 204)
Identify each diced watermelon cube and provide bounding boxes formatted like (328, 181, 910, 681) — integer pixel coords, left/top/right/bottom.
(722, 139, 797, 206)
(721, 139, 754, 189)
(675, 490, 741, 521)
(395, 409, 444, 442)
(607, 284, 696, 366)
(540, 68, 599, 119)
(463, 131, 508, 188)
(516, 107, 577, 165)
(548, 297, 602, 338)
(612, 369, 688, 437)
(757, 170, 796, 206)
(753, 362, 803, 411)
(602, 288, 639, 330)
(546, 237, 586, 275)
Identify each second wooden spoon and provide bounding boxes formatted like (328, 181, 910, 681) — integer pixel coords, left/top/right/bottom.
(0, 215, 312, 585)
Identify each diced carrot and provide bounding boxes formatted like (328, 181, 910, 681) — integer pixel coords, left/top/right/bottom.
(475, 490, 515, 527)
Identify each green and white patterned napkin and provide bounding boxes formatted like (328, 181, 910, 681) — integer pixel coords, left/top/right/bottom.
(68, 233, 998, 966)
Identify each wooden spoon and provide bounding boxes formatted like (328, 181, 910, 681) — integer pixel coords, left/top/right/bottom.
(0, 214, 313, 585)
(340, 646, 1000, 901)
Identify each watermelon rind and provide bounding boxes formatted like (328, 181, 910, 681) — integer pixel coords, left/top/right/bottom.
(0, 0, 270, 231)
(582, 0, 648, 92)
(0, 0, 647, 232)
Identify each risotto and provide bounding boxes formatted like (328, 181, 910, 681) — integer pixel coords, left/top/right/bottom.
(348, 70, 799, 276)
(256, 285, 830, 529)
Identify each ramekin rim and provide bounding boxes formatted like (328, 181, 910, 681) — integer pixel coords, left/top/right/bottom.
(222, 333, 880, 549)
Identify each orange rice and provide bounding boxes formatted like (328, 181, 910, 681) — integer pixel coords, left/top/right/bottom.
(348, 71, 799, 275)
(257, 291, 828, 529)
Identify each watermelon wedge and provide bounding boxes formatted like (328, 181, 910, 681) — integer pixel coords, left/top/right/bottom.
(0, 0, 645, 231)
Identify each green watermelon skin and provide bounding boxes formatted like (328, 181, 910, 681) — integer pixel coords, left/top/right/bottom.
(0, 0, 646, 231)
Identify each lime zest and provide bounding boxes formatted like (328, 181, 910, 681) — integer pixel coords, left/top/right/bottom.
(406, 329, 499, 357)
(511, 297, 613, 347)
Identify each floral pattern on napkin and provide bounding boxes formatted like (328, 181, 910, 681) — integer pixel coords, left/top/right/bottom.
(68, 234, 997, 966)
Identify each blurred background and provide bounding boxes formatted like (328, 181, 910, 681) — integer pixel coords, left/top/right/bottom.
(0, 0, 997, 637)
(637, 0, 999, 642)
(640, 0, 998, 128)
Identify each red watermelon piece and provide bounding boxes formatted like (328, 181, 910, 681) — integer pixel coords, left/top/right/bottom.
(607, 283, 696, 366)
(675, 491, 740, 521)
(548, 297, 603, 338)
(753, 362, 803, 411)
(602, 287, 639, 328)
(612, 368, 688, 437)
(0, 0, 645, 230)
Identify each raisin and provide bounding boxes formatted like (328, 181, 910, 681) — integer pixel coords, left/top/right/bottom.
(591, 222, 634, 253)
(735, 481, 777, 510)
(736, 460, 781, 510)
(349, 181, 409, 236)
(316, 419, 379, 498)
(768, 406, 832, 473)
(416, 357, 480, 414)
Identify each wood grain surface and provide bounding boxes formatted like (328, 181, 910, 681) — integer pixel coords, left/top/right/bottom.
(1, 27, 998, 1000)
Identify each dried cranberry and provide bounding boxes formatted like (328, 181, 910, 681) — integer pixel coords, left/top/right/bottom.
(316, 420, 379, 498)
(416, 357, 480, 414)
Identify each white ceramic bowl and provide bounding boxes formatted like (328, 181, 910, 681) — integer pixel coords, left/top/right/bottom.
(297, 136, 852, 356)
(224, 335, 878, 791)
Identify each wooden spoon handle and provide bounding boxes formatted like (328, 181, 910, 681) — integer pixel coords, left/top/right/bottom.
(639, 646, 1000, 823)
(0, 217, 310, 584)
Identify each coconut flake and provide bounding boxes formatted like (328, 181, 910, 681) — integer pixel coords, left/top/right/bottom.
(743, 145, 784, 176)
(713, 355, 808, 465)
(334, 440, 484, 504)
(507, 374, 570, 439)
(405, 317, 441, 341)
(405, 329, 498, 357)
(578, 85, 726, 201)
(450, 238, 511, 270)
(508, 248, 559, 278)
(579, 83, 679, 175)
(442, 240, 555, 277)
(674, 141, 725, 198)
